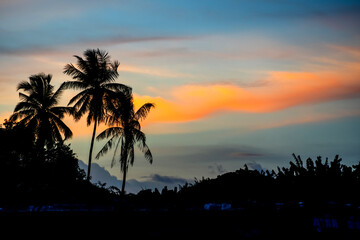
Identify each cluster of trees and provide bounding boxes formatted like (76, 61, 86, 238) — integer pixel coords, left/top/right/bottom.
(0, 49, 154, 203)
(131, 154, 360, 209)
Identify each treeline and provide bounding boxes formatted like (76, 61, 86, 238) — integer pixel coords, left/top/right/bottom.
(131, 154, 360, 209)
(0, 123, 115, 206)
(1, 121, 360, 208)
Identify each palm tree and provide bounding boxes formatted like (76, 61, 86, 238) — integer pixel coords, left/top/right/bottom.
(96, 92, 154, 195)
(61, 49, 131, 181)
(9, 73, 73, 149)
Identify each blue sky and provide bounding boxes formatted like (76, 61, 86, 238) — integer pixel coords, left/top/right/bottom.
(1, 0, 360, 193)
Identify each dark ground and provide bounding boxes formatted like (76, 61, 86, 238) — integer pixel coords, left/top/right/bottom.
(1, 202, 359, 239)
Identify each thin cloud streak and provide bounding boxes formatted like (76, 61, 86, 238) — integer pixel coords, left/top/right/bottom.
(120, 64, 193, 79)
(253, 109, 360, 130)
(142, 174, 188, 185)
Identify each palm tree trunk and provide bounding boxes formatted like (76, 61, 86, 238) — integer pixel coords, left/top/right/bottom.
(87, 119, 97, 181)
(120, 138, 128, 197)
(121, 163, 127, 197)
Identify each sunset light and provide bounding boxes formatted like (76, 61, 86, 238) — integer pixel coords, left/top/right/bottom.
(0, 2, 360, 235)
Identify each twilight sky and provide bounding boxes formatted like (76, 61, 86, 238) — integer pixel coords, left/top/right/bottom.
(1, 0, 360, 193)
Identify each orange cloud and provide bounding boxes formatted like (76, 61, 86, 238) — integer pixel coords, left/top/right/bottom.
(134, 68, 360, 124)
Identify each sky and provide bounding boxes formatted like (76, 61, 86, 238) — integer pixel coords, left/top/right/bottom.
(1, 0, 360, 193)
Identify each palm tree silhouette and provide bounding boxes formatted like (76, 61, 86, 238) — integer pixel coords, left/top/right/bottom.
(9, 73, 73, 149)
(96, 91, 154, 195)
(62, 49, 131, 181)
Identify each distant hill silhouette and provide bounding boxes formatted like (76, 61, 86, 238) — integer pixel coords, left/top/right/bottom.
(78, 161, 190, 194)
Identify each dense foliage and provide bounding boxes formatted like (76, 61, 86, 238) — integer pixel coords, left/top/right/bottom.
(0, 124, 114, 206)
(133, 154, 360, 209)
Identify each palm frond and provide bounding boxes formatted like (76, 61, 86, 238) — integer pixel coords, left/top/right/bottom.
(103, 83, 132, 95)
(63, 63, 86, 80)
(72, 92, 90, 110)
(86, 109, 96, 126)
(95, 135, 116, 159)
(103, 70, 119, 83)
(13, 101, 37, 112)
(60, 81, 88, 91)
(135, 103, 155, 121)
(56, 120, 73, 140)
(67, 89, 89, 106)
(18, 92, 42, 109)
(17, 81, 32, 92)
(9, 111, 27, 122)
(73, 94, 90, 121)
(49, 118, 63, 143)
(49, 86, 65, 106)
(133, 129, 153, 163)
(143, 145, 153, 164)
(18, 92, 31, 102)
(16, 113, 34, 126)
(96, 127, 124, 140)
(96, 48, 110, 63)
(134, 129, 146, 144)
(45, 112, 73, 142)
(111, 138, 122, 168)
(50, 106, 75, 118)
(11, 109, 36, 121)
(130, 120, 141, 131)
(73, 55, 90, 73)
(110, 60, 120, 72)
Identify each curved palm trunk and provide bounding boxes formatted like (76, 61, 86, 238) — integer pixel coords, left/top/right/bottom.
(87, 119, 97, 182)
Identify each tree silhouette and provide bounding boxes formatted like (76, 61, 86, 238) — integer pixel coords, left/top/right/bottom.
(96, 91, 154, 195)
(9, 73, 73, 149)
(173, 154, 360, 206)
(62, 49, 131, 181)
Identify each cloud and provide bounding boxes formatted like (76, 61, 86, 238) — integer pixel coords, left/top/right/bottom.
(208, 163, 227, 175)
(120, 63, 192, 78)
(154, 145, 268, 164)
(77, 161, 190, 193)
(245, 161, 265, 172)
(78, 161, 143, 193)
(142, 174, 188, 185)
(327, 45, 360, 59)
(85, 35, 193, 47)
(230, 152, 264, 158)
(134, 67, 360, 124)
(254, 109, 360, 130)
(314, 5, 360, 32)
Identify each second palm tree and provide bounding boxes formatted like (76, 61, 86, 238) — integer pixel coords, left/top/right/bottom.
(96, 91, 154, 195)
